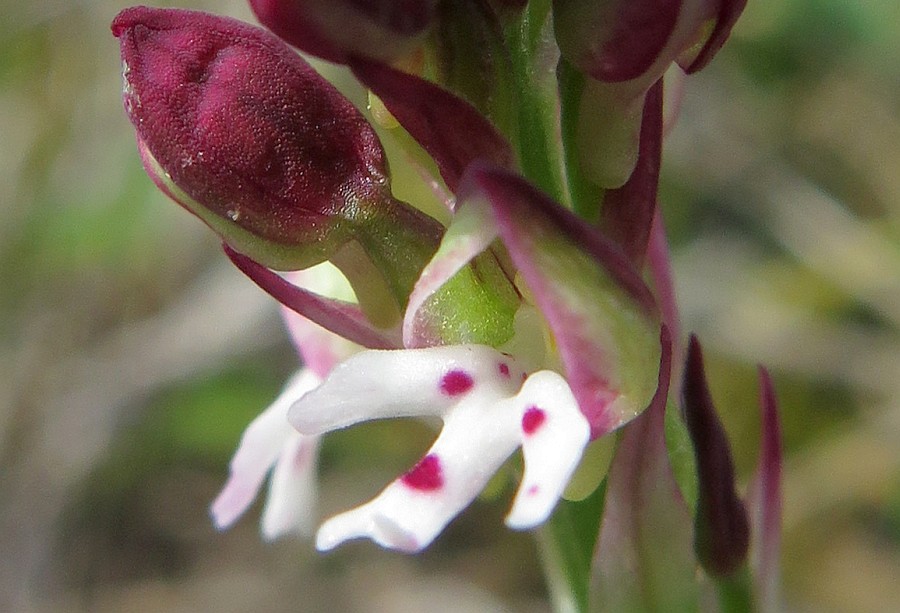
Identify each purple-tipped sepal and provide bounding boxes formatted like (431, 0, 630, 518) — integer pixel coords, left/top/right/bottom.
(682, 335, 750, 578)
(749, 367, 784, 610)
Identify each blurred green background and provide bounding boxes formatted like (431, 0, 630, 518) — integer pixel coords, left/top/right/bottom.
(1, 1, 898, 611)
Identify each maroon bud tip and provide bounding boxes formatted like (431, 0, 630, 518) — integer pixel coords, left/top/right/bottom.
(683, 335, 750, 578)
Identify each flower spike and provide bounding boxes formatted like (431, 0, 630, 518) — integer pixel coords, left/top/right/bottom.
(288, 345, 589, 552)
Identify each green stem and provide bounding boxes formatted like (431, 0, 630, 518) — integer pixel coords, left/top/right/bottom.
(505, 0, 569, 206)
(714, 567, 755, 613)
(335, 194, 443, 328)
(538, 481, 608, 613)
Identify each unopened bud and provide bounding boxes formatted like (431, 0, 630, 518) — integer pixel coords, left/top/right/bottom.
(113, 6, 398, 270)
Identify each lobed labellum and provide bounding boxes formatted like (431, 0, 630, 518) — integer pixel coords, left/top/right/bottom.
(288, 345, 589, 551)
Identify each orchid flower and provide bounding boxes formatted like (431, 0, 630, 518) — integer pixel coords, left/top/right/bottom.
(114, 2, 783, 610)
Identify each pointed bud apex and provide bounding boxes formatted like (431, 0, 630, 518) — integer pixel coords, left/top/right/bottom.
(249, 0, 437, 64)
(112, 7, 394, 270)
(682, 335, 750, 578)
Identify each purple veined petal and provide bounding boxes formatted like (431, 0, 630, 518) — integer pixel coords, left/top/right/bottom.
(679, 0, 748, 74)
(288, 344, 527, 435)
(402, 201, 500, 347)
(261, 432, 320, 540)
(599, 79, 664, 265)
(349, 57, 514, 194)
(461, 163, 663, 438)
(682, 336, 750, 578)
(554, 0, 682, 83)
(211, 370, 321, 531)
(224, 245, 401, 350)
(505, 370, 590, 529)
(749, 367, 783, 612)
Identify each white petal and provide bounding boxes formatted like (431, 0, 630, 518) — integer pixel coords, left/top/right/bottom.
(210, 370, 320, 530)
(261, 433, 320, 540)
(316, 385, 522, 552)
(289, 345, 526, 435)
(505, 371, 590, 529)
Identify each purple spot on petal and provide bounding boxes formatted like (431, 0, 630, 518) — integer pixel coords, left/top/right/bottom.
(522, 406, 546, 436)
(440, 369, 474, 396)
(527, 485, 540, 496)
(401, 454, 444, 491)
(498, 362, 510, 378)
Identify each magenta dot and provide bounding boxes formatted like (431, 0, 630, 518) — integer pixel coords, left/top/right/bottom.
(498, 362, 510, 378)
(521, 406, 546, 435)
(440, 369, 474, 396)
(401, 454, 444, 491)
(527, 485, 540, 496)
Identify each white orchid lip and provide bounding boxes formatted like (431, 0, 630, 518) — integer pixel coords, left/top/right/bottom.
(288, 344, 590, 553)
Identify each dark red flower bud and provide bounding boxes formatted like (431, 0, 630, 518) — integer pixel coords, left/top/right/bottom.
(249, 0, 437, 64)
(682, 335, 750, 578)
(112, 6, 395, 270)
(554, 0, 747, 83)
